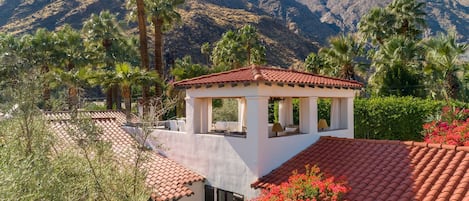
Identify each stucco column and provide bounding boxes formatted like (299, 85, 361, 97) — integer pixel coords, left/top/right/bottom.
(199, 98, 210, 134)
(347, 97, 354, 138)
(245, 96, 269, 140)
(299, 97, 318, 134)
(238, 98, 247, 132)
(207, 98, 213, 131)
(185, 96, 196, 134)
(330, 98, 340, 130)
(278, 97, 293, 127)
(245, 96, 269, 178)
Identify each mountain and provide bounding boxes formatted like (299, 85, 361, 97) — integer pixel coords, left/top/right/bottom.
(0, 0, 467, 67)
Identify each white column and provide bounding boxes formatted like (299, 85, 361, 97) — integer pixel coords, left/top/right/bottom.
(207, 98, 213, 131)
(238, 98, 246, 132)
(298, 97, 318, 134)
(198, 98, 210, 133)
(245, 96, 269, 140)
(309, 97, 318, 135)
(185, 96, 196, 134)
(278, 99, 286, 127)
(330, 98, 341, 130)
(245, 96, 269, 178)
(278, 98, 293, 127)
(347, 97, 354, 138)
(285, 98, 293, 126)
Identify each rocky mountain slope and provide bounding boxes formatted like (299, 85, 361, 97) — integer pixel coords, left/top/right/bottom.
(0, 0, 467, 67)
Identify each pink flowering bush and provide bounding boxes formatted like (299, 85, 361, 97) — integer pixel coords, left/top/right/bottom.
(422, 106, 469, 146)
(255, 165, 350, 201)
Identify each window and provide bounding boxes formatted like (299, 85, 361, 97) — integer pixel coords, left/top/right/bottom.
(205, 185, 244, 201)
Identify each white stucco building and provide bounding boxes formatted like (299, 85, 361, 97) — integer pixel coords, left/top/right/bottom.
(151, 65, 362, 200)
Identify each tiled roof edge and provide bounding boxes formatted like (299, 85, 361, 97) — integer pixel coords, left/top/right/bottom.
(320, 136, 469, 151)
(257, 66, 364, 86)
(173, 66, 253, 86)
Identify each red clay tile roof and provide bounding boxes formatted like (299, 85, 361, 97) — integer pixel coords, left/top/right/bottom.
(46, 111, 204, 201)
(173, 65, 363, 89)
(45, 110, 139, 125)
(252, 136, 469, 201)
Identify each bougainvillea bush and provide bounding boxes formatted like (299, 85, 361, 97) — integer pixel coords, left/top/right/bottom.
(422, 106, 469, 146)
(255, 165, 350, 201)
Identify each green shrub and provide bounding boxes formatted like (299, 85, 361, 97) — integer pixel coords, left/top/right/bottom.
(354, 97, 469, 141)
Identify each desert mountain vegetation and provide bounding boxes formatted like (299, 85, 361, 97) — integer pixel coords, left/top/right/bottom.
(1, 0, 467, 67)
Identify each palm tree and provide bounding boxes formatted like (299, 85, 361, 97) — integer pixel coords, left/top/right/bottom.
(30, 29, 56, 110)
(201, 42, 211, 64)
(114, 63, 158, 122)
(211, 25, 266, 69)
(52, 25, 89, 110)
(370, 35, 424, 96)
(145, 0, 185, 98)
(423, 32, 468, 100)
(126, 0, 151, 116)
(387, 0, 426, 39)
(82, 11, 126, 110)
(319, 34, 363, 80)
(358, 8, 396, 45)
(304, 52, 325, 74)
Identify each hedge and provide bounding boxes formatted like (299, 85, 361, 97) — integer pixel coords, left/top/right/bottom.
(353, 97, 469, 141)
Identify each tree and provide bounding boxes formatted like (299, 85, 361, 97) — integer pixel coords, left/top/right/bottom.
(126, 0, 151, 115)
(358, 8, 396, 45)
(211, 25, 266, 69)
(53, 25, 89, 110)
(0, 53, 153, 199)
(304, 52, 325, 74)
(387, 0, 426, 39)
(30, 28, 56, 110)
(145, 0, 185, 98)
(358, 0, 426, 45)
(370, 36, 425, 97)
(318, 34, 363, 80)
(82, 11, 126, 110)
(423, 32, 468, 100)
(95, 63, 159, 122)
(201, 42, 211, 64)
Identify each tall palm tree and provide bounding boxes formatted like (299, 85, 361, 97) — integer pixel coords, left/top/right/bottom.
(145, 0, 185, 98)
(387, 0, 426, 39)
(211, 25, 266, 69)
(358, 8, 396, 45)
(319, 34, 363, 80)
(423, 32, 468, 100)
(53, 25, 89, 110)
(82, 11, 125, 110)
(370, 35, 424, 96)
(126, 0, 151, 115)
(31, 29, 55, 110)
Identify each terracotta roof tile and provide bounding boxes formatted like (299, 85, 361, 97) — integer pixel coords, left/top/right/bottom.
(252, 136, 469, 201)
(47, 111, 204, 201)
(174, 65, 363, 89)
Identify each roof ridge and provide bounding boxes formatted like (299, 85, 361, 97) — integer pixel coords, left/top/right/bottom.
(259, 66, 364, 86)
(320, 136, 469, 152)
(173, 66, 252, 85)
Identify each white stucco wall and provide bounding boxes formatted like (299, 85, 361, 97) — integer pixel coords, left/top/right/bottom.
(152, 130, 320, 200)
(151, 82, 357, 200)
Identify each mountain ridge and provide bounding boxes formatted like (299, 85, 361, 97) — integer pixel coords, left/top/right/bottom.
(0, 0, 467, 67)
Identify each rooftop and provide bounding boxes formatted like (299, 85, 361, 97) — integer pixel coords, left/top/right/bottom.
(174, 65, 363, 89)
(46, 111, 204, 201)
(252, 136, 469, 201)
